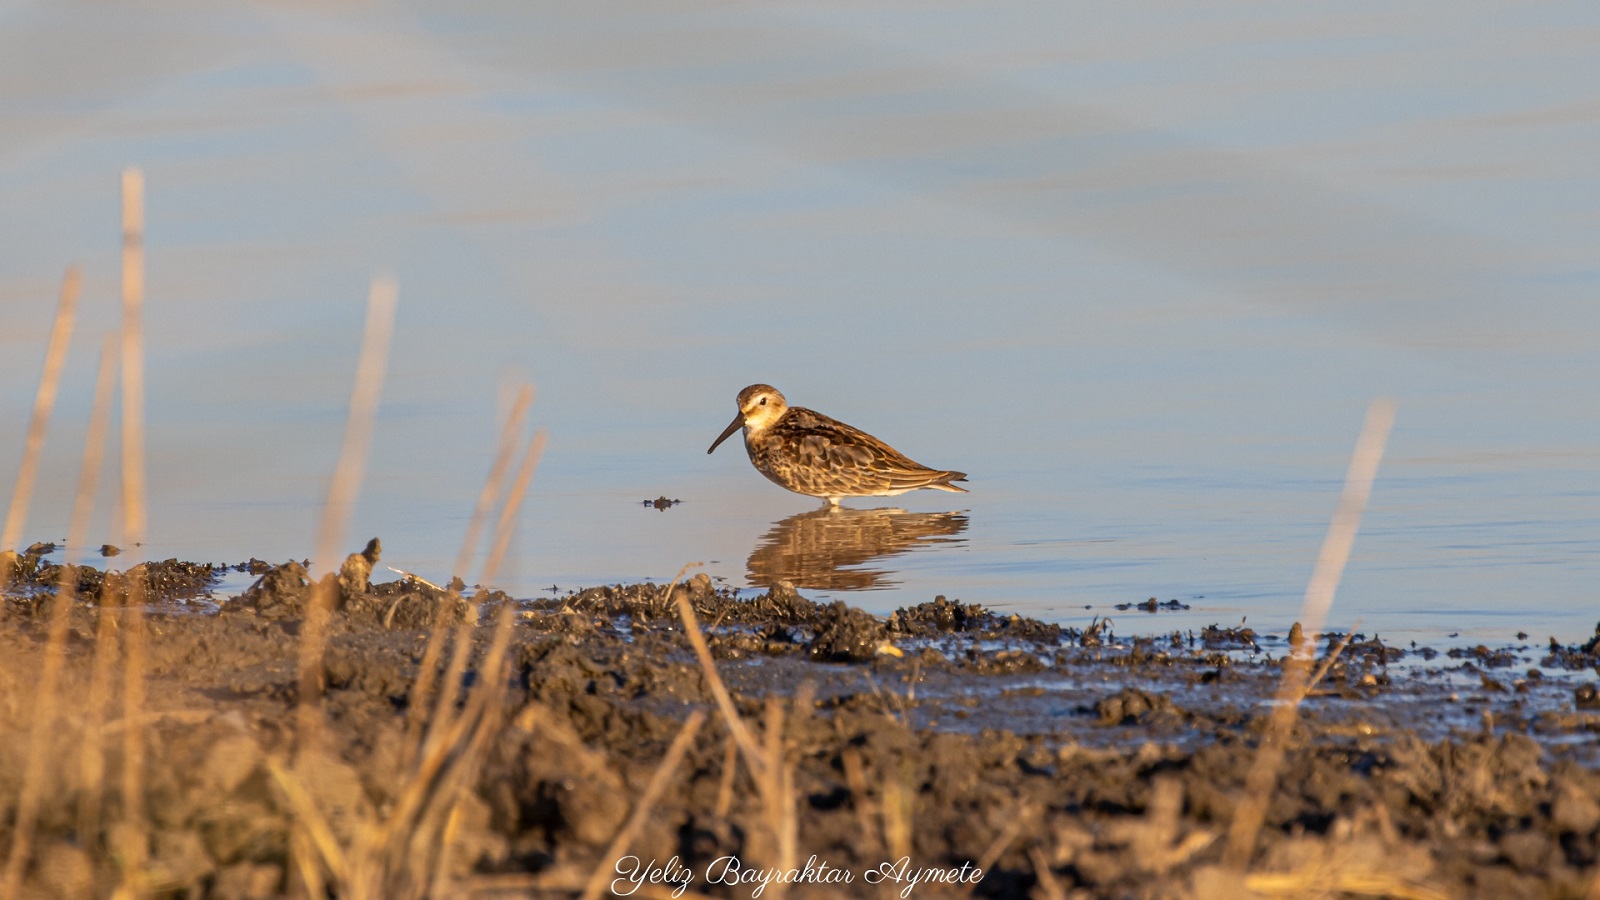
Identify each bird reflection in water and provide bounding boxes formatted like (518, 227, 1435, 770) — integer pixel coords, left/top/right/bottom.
(746, 506, 968, 591)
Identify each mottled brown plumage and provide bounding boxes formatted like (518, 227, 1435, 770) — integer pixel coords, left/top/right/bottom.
(707, 384, 968, 505)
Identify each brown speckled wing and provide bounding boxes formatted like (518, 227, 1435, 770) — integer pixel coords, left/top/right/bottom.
(754, 407, 963, 497)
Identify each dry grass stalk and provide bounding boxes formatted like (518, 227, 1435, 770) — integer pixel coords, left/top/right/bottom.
(114, 169, 155, 885)
(294, 277, 398, 753)
(423, 428, 546, 763)
(265, 757, 352, 885)
(761, 696, 799, 883)
(0, 265, 81, 573)
(840, 748, 878, 856)
(715, 733, 738, 819)
(73, 335, 121, 842)
(1302, 628, 1358, 696)
(389, 424, 544, 895)
(1027, 845, 1068, 900)
(971, 803, 1029, 892)
(479, 429, 546, 590)
(452, 384, 534, 584)
(671, 571, 802, 895)
(1245, 868, 1450, 900)
(402, 385, 533, 768)
(282, 599, 523, 900)
(383, 600, 519, 896)
(119, 169, 147, 544)
(579, 709, 708, 900)
(286, 398, 545, 898)
(286, 278, 396, 899)
(1223, 398, 1395, 870)
(670, 566, 764, 774)
(2, 331, 115, 899)
(881, 764, 913, 862)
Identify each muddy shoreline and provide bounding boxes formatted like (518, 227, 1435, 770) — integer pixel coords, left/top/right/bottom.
(3, 546, 1599, 898)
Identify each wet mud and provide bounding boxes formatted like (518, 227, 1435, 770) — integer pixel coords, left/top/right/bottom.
(3, 545, 1600, 898)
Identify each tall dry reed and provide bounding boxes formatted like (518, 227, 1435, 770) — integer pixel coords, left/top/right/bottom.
(293, 277, 398, 755)
(400, 385, 534, 770)
(1223, 398, 1395, 869)
(115, 168, 152, 882)
(287, 277, 397, 898)
(2, 331, 117, 899)
(280, 379, 547, 898)
(672, 568, 802, 895)
(0, 266, 80, 572)
(74, 335, 121, 843)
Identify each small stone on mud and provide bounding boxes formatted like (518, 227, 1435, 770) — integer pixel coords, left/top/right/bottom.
(228, 561, 313, 619)
(807, 600, 886, 662)
(337, 537, 381, 600)
(1094, 687, 1181, 726)
(1576, 683, 1600, 709)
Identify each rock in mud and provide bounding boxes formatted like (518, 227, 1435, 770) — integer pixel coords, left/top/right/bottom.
(1095, 687, 1183, 726)
(227, 561, 314, 619)
(27, 558, 222, 604)
(354, 577, 474, 629)
(338, 537, 381, 602)
(1576, 683, 1600, 709)
(807, 600, 887, 662)
(890, 594, 984, 634)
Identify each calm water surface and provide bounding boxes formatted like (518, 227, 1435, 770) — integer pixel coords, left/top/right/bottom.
(2, 2, 1596, 645)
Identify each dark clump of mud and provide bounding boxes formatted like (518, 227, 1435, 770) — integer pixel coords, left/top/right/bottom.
(2, 543, 224, 608)
(222, 540, 472, 629)
(3, 548, 1600, 898)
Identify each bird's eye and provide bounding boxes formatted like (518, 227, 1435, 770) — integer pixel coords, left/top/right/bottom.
(759, 397, 767, 406)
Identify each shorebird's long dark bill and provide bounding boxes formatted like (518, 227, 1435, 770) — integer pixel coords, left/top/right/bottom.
(707, 413, 744, 454)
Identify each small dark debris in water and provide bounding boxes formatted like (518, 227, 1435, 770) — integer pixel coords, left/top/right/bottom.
(1115, 596, 1190, 612)
(643, 496, 682, 510)
(1577, 684, 1600, 710)
(1516, 631, 1529, 640)
(99, 544, 121, 558)
(25, 542, 57, 557)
